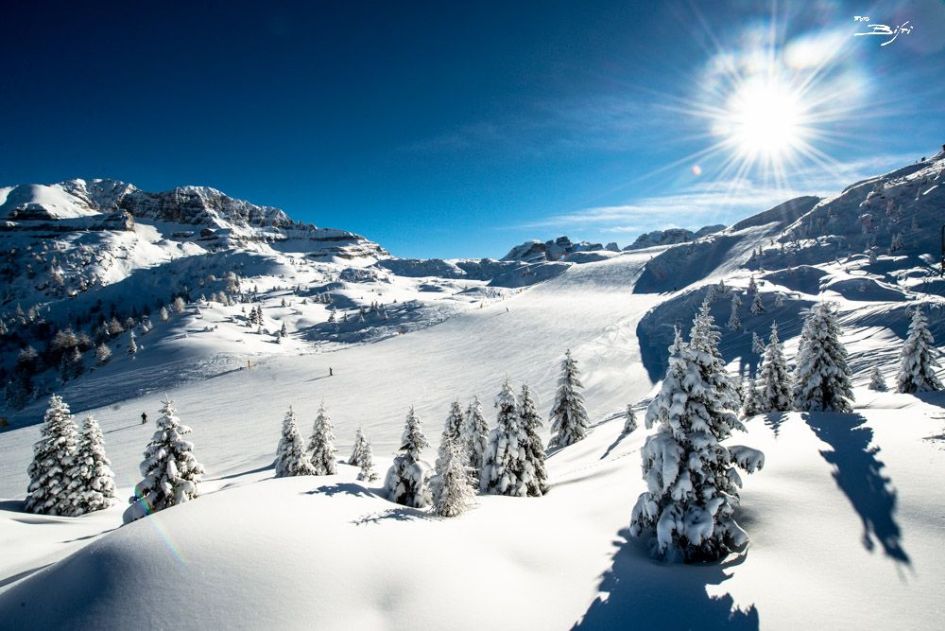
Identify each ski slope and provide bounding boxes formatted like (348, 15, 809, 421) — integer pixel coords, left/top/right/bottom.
(1, 249, 944, 630)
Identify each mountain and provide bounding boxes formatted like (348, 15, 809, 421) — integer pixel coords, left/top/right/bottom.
(502, 236, 621, 263)
(622, 223, 726, 250)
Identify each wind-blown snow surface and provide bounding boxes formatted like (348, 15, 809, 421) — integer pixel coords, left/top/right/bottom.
(1, 247, 944, 629)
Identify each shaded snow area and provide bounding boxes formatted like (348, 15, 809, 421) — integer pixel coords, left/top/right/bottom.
(2, 154, 945, 630)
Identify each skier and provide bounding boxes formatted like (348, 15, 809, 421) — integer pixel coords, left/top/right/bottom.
(329, 367, 333, 377)
(141, 412, 148, 425)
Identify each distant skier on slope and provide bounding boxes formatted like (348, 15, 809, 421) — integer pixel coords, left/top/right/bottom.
(141, 412, 148, 425)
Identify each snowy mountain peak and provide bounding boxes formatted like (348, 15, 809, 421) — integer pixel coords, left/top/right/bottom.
(502, 236, 619, 263)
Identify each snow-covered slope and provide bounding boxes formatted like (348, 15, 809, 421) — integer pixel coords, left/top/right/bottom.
(1, 153, 944, 630)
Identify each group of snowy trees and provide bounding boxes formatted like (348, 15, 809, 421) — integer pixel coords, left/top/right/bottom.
(273, 403, 348, 479)
(380, 352, 595, 517)
(741, 303, 941, 420)
(24, 395, 116, 516)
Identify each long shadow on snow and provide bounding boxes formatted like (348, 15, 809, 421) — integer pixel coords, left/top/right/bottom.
(914, 391, 945, 411)
(804, 413, 910, 565)
(351, 506, 427, 526)
(762, 412, 789, 438)
(308, 482, 376, 499)
(572, 529, 758, 630)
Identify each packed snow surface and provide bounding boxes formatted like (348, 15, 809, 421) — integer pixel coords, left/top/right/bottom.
(1, 250, 943, 629)
(2, 154, 945, 629)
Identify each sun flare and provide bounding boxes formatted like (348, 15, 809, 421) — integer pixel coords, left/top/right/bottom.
(723, 76, 807, 161)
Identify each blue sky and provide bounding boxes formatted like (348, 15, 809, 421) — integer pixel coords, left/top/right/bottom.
(1, 1, 943, 258)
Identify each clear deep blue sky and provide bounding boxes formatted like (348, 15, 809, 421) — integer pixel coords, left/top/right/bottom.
(2, 1, 943, 258)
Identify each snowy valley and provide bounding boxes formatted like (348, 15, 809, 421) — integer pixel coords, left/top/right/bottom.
(1, 151, 945, 630)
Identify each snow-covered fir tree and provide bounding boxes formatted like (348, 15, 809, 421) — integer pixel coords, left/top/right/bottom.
(431, 437, 475, 517)
(896, 306, 943, 393)
(747, 275, 758, 295)
(757, 322, 792, 412)
(750, 292, 765, 315)
(356, 437, 378, 482)
(461, 396, 489, 481)
(274, 407, 315, 477)
(742, 377, 761, 417)
(66, 415, 116, 514)
(95, 342, 111, 366)
(127, 331, 138, 356)
(307, 403, 337, 475)
(549, 349, 591, 448)
(436, 401, 466, 473)
(793, 303, 854, 412)
(25, 395, 79, 515)
(159, 305, 170, 321)
(774, 293, 785, 308)
(630, 324, 764, 562)
(384, 406, 431, 507)
(751, 332, 765, 355)
(125, 398, 205, 522)
(519, 384, 549, 496)
(348, 426, 368, 465)
(868, 366, 888, 391)
(727, 293, 742, 331)
(623, 404, 638, 435)
(480, 380, 527, 496)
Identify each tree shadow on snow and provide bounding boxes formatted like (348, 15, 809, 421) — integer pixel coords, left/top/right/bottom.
(572, 529, 759, 631)
(0, 499, 25, 512)
(763, 413, 789, 438)
(210, 462, 274, 482)
(350, 506, 428, 526)
(804, 413, 910, 565)
(913, 391, 945, 411)
(308, 482, 376, 499)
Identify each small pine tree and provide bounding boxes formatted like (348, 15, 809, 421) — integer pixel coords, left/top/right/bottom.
(436, 401, 466, 474)
(349, 426, 368, 465)
(356, 438, 378, 482)
(432, 437, 475, 517)
(750, 293, 765, 315)
(127, 331, 138, 357)
(747, 276, 758, 295)
(774, 294, 785, 308)
(159, 305, 170, 322)
(518, 385, 549, 496)
(868, 366, 888, 391)
(125, 398, 205, 523)
(384, 406, 431, 507)
(95, 343, 111, 366)
(308, 403, 337, 475)
(742, 376, 761, 417)
(461, 396, 489, 481)
(758, 322, 792, 412)
(623, 404, 638, 435)
(727, 294, 742, 331)
(751, 332, 765, 355)
(549, 349, 591, 448)
(274, 407, 315, 477)
(25, 395, 80, 515)
(793, 303, 854, 412)
(480, 380, 527, 496)
(67, 415, 116, 514)
(896, 307, 943, 393)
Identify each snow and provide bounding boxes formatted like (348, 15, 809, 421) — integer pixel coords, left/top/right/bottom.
(2, 155, 945, 628)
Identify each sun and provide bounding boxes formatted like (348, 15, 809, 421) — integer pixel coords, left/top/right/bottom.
(722, 76, 807, 162)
